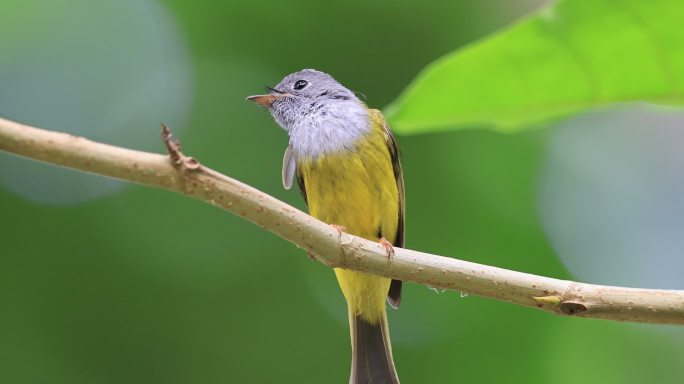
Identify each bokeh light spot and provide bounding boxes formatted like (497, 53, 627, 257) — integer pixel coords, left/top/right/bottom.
(0, 0, 193, 205)
(539, 105, 684, 289)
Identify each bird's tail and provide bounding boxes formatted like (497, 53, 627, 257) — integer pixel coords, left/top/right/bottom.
(349, 310, 399, 384)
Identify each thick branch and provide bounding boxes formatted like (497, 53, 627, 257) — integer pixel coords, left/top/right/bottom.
(1, 116, 683, 324)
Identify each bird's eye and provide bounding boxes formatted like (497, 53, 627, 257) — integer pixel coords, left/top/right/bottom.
(293, 80, 308, 90)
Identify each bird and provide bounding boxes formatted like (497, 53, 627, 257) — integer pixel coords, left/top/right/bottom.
(247, 69, 404, 384)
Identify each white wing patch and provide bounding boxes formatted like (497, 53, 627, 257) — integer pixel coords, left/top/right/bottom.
(282, 145, 296, 190)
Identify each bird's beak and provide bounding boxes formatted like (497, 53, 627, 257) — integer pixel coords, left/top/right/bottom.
(246, 93, 288, 108)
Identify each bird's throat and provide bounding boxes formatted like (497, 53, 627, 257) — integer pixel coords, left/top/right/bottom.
(287, 102, 371, 159)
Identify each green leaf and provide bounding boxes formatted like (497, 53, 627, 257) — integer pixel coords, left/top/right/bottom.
(384, 0, 684, 134)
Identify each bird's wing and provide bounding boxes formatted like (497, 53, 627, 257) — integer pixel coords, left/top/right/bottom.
(281, 144, 308, 206)
(296, 170, 308, 207)
(372, 109, 405, 248)
(282, 144, 296, 190)
(371, 109, 405, 309)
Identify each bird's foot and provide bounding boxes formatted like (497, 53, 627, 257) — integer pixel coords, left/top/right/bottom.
(329, 224, 347, 235)
(378, 237, 395, 259)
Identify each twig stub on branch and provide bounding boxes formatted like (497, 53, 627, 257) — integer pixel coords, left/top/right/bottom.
(161, 123, 200, 170)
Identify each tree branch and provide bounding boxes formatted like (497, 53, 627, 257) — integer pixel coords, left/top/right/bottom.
(1, 116, 683, 325)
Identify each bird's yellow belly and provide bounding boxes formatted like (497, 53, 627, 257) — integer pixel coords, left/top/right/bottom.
(298, 143, 399, 324)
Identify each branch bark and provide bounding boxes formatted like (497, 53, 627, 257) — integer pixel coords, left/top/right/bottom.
(1, 116, 683, 325)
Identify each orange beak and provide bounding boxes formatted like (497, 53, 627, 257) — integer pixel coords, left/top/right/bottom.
(246, 93, 284, 108)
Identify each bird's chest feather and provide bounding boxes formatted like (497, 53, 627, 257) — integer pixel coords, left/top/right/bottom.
(296, 133, 398, 241)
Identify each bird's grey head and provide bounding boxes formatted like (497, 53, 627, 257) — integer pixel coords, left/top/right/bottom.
(247, 69, 371, 158)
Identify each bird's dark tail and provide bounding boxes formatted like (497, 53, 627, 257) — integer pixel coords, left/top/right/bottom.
(349, 311, 399, 384)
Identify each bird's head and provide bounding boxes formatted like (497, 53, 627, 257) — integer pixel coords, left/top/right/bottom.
(247, 69, 370, 157)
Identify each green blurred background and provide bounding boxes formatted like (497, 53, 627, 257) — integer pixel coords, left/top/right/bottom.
(1, 1, 684, 383)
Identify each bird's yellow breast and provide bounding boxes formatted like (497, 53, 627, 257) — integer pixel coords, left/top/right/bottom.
(297, 120, 399, 323)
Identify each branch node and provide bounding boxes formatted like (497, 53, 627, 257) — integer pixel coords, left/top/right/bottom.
(184, 157, 200, 170)
(533, 295, 562, 306)
(559, 301, 588, 315)
(161, 123, 202, 170)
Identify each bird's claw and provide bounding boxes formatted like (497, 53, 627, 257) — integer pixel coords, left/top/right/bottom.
(329, 224, 347, 234)
(378, 237, 395, 259)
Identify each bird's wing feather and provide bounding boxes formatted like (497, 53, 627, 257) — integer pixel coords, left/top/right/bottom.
(295, 163, 308, 207)
(282, 145, 297, 190)
(372, 109, 405, 309)
(385, 123, 405, 249)
(372, 109, 405, 248)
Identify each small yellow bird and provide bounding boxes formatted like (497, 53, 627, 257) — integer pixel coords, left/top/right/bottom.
(248, 69, 404, 384)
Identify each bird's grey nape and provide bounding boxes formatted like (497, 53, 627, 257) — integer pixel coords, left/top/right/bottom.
(268, 69, 371, 159)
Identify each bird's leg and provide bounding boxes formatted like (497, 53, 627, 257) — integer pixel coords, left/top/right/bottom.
(378, 237, 395, 259)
